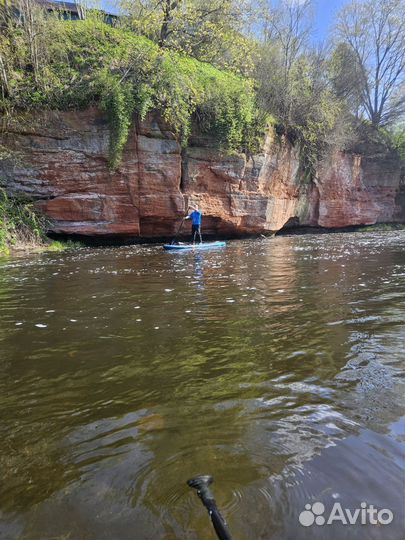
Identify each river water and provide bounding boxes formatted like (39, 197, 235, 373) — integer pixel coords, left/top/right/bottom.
(0, 232, 404, 540)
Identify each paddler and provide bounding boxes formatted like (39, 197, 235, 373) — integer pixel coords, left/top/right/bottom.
(185, 205, 203, 244)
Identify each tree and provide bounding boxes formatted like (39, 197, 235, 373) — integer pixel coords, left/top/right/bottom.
(255, 0, 313, 123)
(335, 0, 405, 127)
(118, 0, 256, 74)
(261, 0, 312, 78)
(0, 0, 52, 96)
(328, 42, 363, 117)
(254, 1, 346, 172)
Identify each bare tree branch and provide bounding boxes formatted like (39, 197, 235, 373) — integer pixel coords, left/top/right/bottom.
(335, 0, 405, 126)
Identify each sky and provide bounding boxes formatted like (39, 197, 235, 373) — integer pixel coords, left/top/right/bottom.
(55, 0, 350, 45)
(311, 0, 349, 42)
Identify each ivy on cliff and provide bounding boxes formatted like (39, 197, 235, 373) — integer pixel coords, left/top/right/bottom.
(97, 71, 136, 171)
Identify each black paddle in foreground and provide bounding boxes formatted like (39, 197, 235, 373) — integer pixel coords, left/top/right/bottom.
(187, 475, 233, 540)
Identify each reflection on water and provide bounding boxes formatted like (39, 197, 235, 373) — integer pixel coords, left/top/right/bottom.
(0, 232, 404, 540)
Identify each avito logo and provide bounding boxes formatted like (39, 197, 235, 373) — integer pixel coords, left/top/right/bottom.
(299, 501, 394, 527)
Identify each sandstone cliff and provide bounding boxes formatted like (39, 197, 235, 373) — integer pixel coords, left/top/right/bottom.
(0, 108, 403, 238)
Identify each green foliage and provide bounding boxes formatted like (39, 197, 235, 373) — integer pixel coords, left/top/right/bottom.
(174, 56, 262, 151)
(97, 70, 135, 170)
(257, 47, 345, 178)
(1, 18, 262, 168)
(0, 187, 47, 255)
(2, 0, 402, 182)
(0, 187, 83, 255)
(346, 121, 405, 165)
(327, 43, 363, 112)
(390, 127, 405, 164)
(47, 239, 83, 251)
(294, 83, 344, 176)
(119, 0, 256, 75)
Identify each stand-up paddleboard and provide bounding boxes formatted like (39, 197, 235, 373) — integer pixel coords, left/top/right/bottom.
(163, 241, 226, 251)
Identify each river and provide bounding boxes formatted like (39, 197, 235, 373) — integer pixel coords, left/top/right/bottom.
(0, 231, 404, 540)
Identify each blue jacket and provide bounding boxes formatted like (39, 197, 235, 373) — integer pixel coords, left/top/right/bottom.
(189, 210, 202, 226)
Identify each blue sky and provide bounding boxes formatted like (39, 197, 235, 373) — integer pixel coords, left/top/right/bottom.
(56, 0, 350, 44)
(270, 0, 350, 43)
(312, 0, 349, 42)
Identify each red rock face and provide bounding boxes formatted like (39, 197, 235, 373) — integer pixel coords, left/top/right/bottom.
(314, 149, 403, 228)
(0, 108, 403, 238)
(182, 132, 303, 235)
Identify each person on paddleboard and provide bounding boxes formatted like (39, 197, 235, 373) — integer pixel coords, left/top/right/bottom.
(185, 205, 203, 244)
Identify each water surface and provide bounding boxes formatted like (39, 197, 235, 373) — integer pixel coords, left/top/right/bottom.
(0, 232, 404, 539)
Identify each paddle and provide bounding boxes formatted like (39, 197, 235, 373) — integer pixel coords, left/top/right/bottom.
(187, 475, 233, 540)
(171, 208, 190, 244)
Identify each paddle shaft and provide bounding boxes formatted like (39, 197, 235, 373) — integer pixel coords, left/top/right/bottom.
(201, 497, 233, 540)
(187, 476, 233, 540)
(171, 209, 190, 244)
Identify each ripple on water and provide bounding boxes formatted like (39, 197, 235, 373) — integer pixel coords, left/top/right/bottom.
(0, 232, 404, 539)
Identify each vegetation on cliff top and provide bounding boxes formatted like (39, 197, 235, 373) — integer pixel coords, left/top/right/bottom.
(0, 0, 404, 173)
(0, 10, 264, 169)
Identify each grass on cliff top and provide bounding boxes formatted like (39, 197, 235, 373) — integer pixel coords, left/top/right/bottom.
(1, 19, 267, 169)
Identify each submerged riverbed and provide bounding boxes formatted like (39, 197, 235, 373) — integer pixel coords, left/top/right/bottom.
(0, 232, 404, 540)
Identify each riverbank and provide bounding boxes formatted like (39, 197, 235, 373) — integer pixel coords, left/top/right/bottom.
(276, 222, 405, 236)
(14, 221, 402, 253)
(0, 188, 82, 257)
(0, 239, 83, 258)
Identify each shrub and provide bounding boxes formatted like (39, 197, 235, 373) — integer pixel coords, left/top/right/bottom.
(0, 188, 47, 255)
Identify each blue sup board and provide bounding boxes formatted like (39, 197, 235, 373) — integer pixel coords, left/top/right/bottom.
(163, 241, 226, 251)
